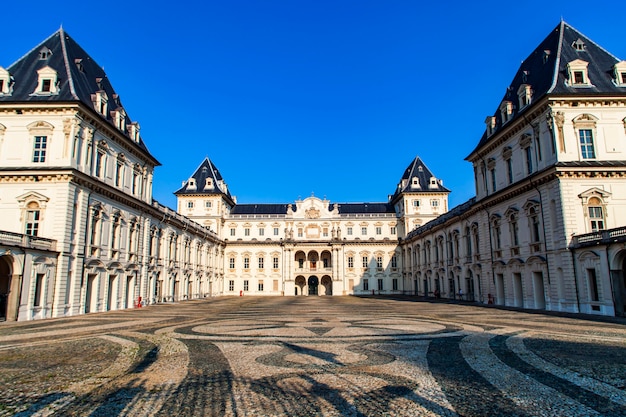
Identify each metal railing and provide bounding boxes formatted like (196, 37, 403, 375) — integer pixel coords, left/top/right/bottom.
(571, 226, 626, 247)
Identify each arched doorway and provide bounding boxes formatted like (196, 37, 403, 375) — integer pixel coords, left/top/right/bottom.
(295, 276, 306, 295)
(321, 276, 332, 295)
(308, 276, 319, 296)
(0, 256, 12, 321)
(610, 250, 626, 317)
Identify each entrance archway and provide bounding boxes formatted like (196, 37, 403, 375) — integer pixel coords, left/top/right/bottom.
(295, 276, 306, 295)
(308, 276, 319, 296)
(610, 250, 626, 317)
(0, 256, 12, 321)
(321, 276, 332, 295)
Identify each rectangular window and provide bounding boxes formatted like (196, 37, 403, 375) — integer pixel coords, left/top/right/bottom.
(579, 129, 595, 159)
(230, 228, 236, 236)
(431, 200, 439, 207)
(41, 79, 51, 92)
(273, 227, 279, 236)
(298, 259, 304, 268)
(258, 281, 264, 292)
(273, 257, 279, 269)
(378, 279, 383, 291)
(244, 257, 249, 269)
(244, 228, 250, 236)
(34, 273, 44, 307)
(391, 255, 397, 268)
(33, 136, 47, 163)
(390, 226, 396, 235)
(258, 257, 264, 269)
(375, 227, 382, 235)
(361, 227, 367, 235)
(187, 201, 194, 208)
(243, 280, 249, 291)
(392, 278, 398, 291)
(229, 257, 235, 269)
(259, 228, 265, 236)
(589, 206, 605, 231)
(587, 268, 599, 301)
(115, 163, 123, 186)
(413, 200, 420, 207)
(376, 256, 383, 268)
(362, 256, 368, 268)
(574, 71, 585, 84)
(298, 228, 303, 237)
(323, 228, 328, 237)
(347, 227, 353, 236)
(348, 256, 354, 268)
(25, 210, 40, 236)
(95, 152, 104, 177)
(228, 280, 234, 292)
(525, 146, 533, 174)
(490, 168, 496, 192)
(363, 279, 369, 291)
(507, 159, 513, 184)
(205, 201, 212, 208)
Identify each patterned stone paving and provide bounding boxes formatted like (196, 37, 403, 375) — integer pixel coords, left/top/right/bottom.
(0, 296, 625, 416)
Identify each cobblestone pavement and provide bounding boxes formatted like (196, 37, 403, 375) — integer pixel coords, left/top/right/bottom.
(1, 296, 625, 416)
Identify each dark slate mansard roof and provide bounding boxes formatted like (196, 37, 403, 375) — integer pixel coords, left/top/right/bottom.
(468, 21, 626, 158)
(1, 28, 159, 164)
(175, 157, 235, 204)
(390, 156, 450, 203)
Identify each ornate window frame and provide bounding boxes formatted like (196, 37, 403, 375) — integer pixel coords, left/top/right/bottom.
(578, 188, 611, 233)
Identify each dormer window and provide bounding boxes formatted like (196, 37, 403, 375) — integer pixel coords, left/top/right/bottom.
(0, 67, 11, 96)
(613, 61, 626, 87)
(111, 107, 126, 131)
(127, 122, 140, 143)
(566, 59, 592, 87)
(91, 90, 108, 115)
(205, 178, 214, 189)
(485, 116, 496, 136)
(187, 178, 197, 190)
(411, 177, 420, 189)
(38, 47, 52, 60)
(32, 66, 59, 95)
(500, 101, 513, 124)
(429, 177, 438, 189)
(517, 84, 532, 109)
(572, 38, 586, 51)
(543, 50, 551, 64)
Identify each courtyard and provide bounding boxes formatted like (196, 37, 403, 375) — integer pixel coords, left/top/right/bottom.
(0, 296, 625, 416)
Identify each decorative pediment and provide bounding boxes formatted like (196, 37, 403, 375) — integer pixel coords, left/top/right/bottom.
(16, 191, 50, 208)
(578, 187, 611, 204)
(292, 196, 338, 219)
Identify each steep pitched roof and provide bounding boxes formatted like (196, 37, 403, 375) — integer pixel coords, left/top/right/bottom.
(390, 156, 450, 202)
(175, 157, 234, 202)
(468, 21, 625, 158)
(1, 28, 158, 164)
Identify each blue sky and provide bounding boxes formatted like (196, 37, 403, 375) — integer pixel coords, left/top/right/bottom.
(2, 1, 625, 209)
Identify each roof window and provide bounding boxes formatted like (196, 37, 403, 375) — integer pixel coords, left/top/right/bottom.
(500, 101, 513, 124)
(572, 38, 586, 51)
(0, 67, 11, 96)
(111, 107, 126, 131)
(566, 59, 592, 87)
(411, 177, 420, 189)
(38, 47, 52, 60)
(32, 66, 59, 96)
(613, 61, 626, 87)
(127, 122, 140, 143)
(91, 90, 108, 115)
(205, 178, 214, 189)
(543, 50, 551, 64)
(485, 116, 497, 136)
(74, 58, 84, 73)
(187, 178, 197, 190)
(517, 84, 532, 109)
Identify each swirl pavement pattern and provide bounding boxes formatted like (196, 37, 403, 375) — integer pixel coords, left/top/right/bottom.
(0, 297, 624, 416)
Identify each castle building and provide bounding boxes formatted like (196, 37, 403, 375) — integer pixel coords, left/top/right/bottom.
(1, 21, 625, 321)
(402, 21, 626, 316)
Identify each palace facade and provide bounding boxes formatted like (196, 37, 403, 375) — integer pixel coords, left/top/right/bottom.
(1, 21, 625, 321)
